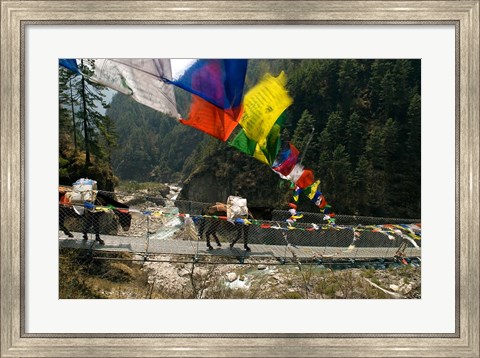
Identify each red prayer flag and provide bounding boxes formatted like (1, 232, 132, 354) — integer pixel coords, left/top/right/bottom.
(295, 169, 314, 189)
(272, 143, 299, 176)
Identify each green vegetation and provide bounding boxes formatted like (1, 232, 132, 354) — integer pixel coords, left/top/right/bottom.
(116, 181, 171, 196)
(106, 87, 204, 183)
(59, 61, 118, 190)
(59, 249, 165, 299)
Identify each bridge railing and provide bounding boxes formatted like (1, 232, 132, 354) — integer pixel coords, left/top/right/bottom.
(58, 190, 421, 261)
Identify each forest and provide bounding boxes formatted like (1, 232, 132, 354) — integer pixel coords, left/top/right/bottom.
(59, 59, 421, 218)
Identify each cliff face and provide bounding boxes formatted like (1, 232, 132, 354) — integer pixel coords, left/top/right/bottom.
(179, 171, 233, 204)
(178, 148, 291, 208)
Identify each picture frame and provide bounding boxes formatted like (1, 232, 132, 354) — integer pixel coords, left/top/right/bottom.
(1, 1, 478, 356)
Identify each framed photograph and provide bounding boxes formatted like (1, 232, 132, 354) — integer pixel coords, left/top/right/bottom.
(1, 1, 478, 357)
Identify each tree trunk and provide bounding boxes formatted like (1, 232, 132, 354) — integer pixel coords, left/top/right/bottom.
(80, 60, 90, 166)
(69, 77, 77, 151)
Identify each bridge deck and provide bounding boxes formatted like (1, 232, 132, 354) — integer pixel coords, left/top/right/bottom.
(59, 232, 421, 260)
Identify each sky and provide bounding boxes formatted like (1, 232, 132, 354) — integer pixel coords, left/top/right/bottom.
(171, 59, 196, 79)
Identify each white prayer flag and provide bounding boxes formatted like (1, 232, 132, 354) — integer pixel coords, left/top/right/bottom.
(88, 59, 180, 119)
(286, 163, 305, 183)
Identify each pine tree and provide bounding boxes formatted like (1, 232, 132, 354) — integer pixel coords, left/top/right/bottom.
(404, 92, 421, 215)
(73, 59, 112, 166)
(291, 109, 315, 161)
(58, 67, 80, 151)
(345, 111, 364, 167)
(353, 155, 371, 215)
(337, 60, 364, 114)
(327, 144, 353, 212)
(58, 59, 119, 190)
(363, 125, 388, 216)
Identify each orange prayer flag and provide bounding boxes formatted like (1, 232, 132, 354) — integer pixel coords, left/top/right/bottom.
(180, 95, 243, 141)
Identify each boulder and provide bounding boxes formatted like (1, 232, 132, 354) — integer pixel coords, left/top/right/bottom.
(226, 272, 237, 282)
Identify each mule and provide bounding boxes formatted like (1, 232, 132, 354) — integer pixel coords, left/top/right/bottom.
(198, 204, 274, 252)
(198, 203, 230, 250)
(59, 188, 132, 245)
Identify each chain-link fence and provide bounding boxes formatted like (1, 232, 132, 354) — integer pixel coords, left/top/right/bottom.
(59, 189, 421, 263)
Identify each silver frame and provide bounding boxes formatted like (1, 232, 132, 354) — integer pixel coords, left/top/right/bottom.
(1, 1, 478, 356)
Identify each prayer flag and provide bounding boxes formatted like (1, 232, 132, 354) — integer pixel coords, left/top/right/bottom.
(88, 58, 180, 119)
(286, 164, 304, 183)
(229, 129, 256, 156)
(59, 59, 80, 74)
(295, 169, 314, 189)
(260, 112, 287, 164)
(304, 180, 320, 199)
(272, 142, 299, 176)
(239, 72, 293, 143)
(293, 187, 302, 202)
(168, 59, 248, 110)
(315, 194, 327, 208)
(253, 145, 270, 165)
(230, 112, 286, 165)
(310, 190, 322, 203)
(180, 95, 242, 141)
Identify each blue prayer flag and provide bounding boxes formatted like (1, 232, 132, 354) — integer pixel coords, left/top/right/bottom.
(168, 59, 248, 109)
(59, 59, 80, 74)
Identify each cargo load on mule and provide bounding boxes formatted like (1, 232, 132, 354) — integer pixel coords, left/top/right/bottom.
(59, 179, 131, 244)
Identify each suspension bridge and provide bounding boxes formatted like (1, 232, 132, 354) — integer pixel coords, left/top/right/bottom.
(59, 195, 421, 264)
(59, 232, 421, 261)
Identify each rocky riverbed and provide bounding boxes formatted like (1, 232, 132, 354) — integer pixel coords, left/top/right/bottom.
(139, 254, 421, 299)
(114, 183, 183, 238)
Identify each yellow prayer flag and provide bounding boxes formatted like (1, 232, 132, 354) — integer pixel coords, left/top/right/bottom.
(307, 180, 321, 199)
(252, 138, 270, 165)
(239, 72, 293, 143)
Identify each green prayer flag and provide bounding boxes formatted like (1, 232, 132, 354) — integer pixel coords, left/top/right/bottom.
(229, 112, 287, 165)
(230, 129, 257, 155)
